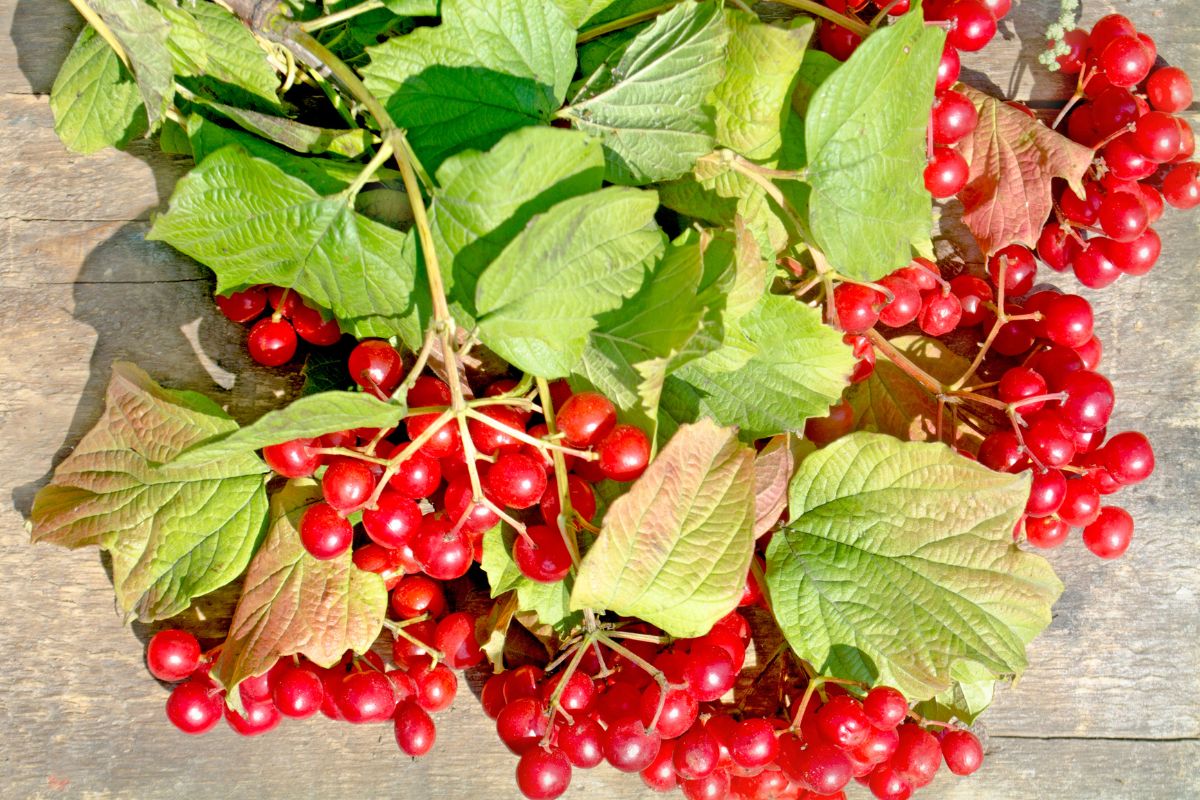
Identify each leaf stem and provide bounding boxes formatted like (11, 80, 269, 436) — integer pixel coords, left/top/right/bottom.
(773, 0, 872, 38)
(66, 0, 131, 70)
(300, 0, 386, 32)
(866, 329, 945, 396)
(342, 139, 394, 200)
(575, 2, 683, 45)
(537, 377, 583, 568)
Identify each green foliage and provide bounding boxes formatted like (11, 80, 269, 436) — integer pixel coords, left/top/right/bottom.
(765, 433, 1063, 700)
(804, 9, 943, 280)
(571, 419, 756, 637)
(30, 364, 269, 622)
(83, 0, 175, 131)
(563, 1, 729, 184)
(362, 0, 577, 173)
(50, 26, 146, 153)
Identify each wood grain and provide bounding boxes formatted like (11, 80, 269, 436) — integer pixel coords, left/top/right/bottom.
(1, 0, 1198, 798)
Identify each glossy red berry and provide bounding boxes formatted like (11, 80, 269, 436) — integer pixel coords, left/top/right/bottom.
(893, 724, 942, 788)
(272, 666, 324, 718)
(780, 741, 852, 794)
(1105, 229, 1162, 276)
(987, 244, 1037, 295)
(144, 631, 202, 686)
(924, 147, 969, 198)
(390, 575, 447, 619)
(291, 303, 341, 346)
(640, 738, 679, 792)
(640, 684, 699, 740)
(165, 678, 223, 734)
(1099, 431, 1155, 485)
(603, 717, 662, 773)
(513, 524, 573, 584)
(1082, 506, 1134, 558)
(940, 729, 984, 776)
(411, 662, 457, 712)
(321, 456, 376, 512)
(1146, 66, 1194, 113)
(487, 453, 548, 509)
(936, 42, 961, 93)
(1133, 112, 1184, 163)
(1162, 162, 1200, 210)
(337, 669, 397, 723)
(247, 318, 297, 367)
(945, 0, 996, 52)
(683, 644, 736, 702)
(1103, 134, 1157, 181)
(674, 723, 722, 779)
(516, 747, 572, 800)
(917, 291, 962, 336)
(362, 489, 422, 549)
(298, 502, 353, 560)
(596, 424, 651, 482)
(347, 339, 403, 396)
(833, 282, 883, 334)
(540, 474, 597, 526)
(559, 717, 605, 768)
(443, 477, 500, 534)
(556, 392, 617, 447)
(1023, 515, 1069, 549)
(1058, 370, 1115, 433)
(262, 438, 322, 478)
(864, 686, 909, 730)
(215, 287, 267, 323)
(411, 516, 472, 580)
(931, 89, 978, 145)
(467, 406, 525, 455)
(394, 700, 436, 756)
(818, 18, 862, 61)
(1055, 28, 1089, 74)
(388, 451, 442, 499)
(1072, 241, 1122, 289)
(1098, 191, 1149, 243)
(1099, 35, 1154, 88)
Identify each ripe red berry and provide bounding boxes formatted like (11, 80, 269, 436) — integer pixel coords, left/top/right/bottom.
(1082, 506, 1134, 558)
(817, 18, 862, 61)
(1133, 112, 1184, 163)
(1098, 191, 1149, 243)
(488, 453, 548, 509)
(1023, 515, 1069, 549)
(1072, 241, 1122, 289)
(1055, 28, 1089, 74)
(299, 502, 353, 560)
(917, 291, 962, 336)
(924, 146, 970, 198)
(864, 686, 909, 730)
(165, 678, 223, 734)
(467, 406, 525, 455)
(146, 629, 201, 682)
(513, 524, 573, 584)
(362, 489, 423, 549)
(833, 282, 883, 334)
(559, 717, 605, 768)
(940, 729, 984, 776)
(987, 244, 1037, 295)
(272, 666, 324, 718)
(516, 747, 572, 800)
(390, 575, 447, 619)
(411, 516, 472, 580)
(1162, 162, 1200, 210)
(1058, 478, 1102, 527)
(931, 89, 979, 145)
(596, 424, 651, 482)
(1058, 370, 1115, 433)
(779, 740, 852, 794)
(321, 456, 377, 512)
(215, 287, 267, 323)
(817, 694, 872, 748)
(944, 0, 996, 52)
(1103, 134, 1157, 181)
(1105, 229, 1162, 276)
(556, 392, 617, 447)
(291, 303, 341, 346)
(1146, 66, 1194, 113)
(262, 438, 322, 478)
(1099, 431, 1155, 485)
(999, 367, 1048, 413)
(247, 318, 297, 367)
(683, 644, 736, 702)
(1099, 35, 1154, 88)
(639, 683, 699, 740)
(603, 717, 662, 772)
(338, 669, 397, 723)
(893, 724, 942, 788)
(540, 474, 597, 526)
(640, 738, 679, 792)
(411, 662, 457, 713)
(388, 451, 442, 499)
(394, 700, 436, 756)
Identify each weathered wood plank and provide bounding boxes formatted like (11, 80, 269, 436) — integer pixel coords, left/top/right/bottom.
(0, 0, 80, 95)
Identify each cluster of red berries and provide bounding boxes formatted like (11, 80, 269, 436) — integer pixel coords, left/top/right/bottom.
(480, 608, 981, 800)
(816, 0, 1007, 65)
(214, 285, 342, 366)
(1045, 16, 1199, 287)
(149, 618, 477, 750)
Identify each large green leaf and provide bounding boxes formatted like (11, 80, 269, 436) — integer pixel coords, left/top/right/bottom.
(50, 26, 146, 154)
(572, 231, 727, 431)
(712, 12, 812, 163)
(362, 0, 576, 173)
(662, 294, 854, 440)
(162, 1, 281, 110)
(30, 363, 269, 622)
(176, 392, 407, 465)
(430, 127, 606, 315)
(84, 0, 174, 131)
(563, 1, 728, 184)
(480, 525, 580, 633)
(804, 9, 942, 280)
(212, 482, 387, 700)
(475, 187, 665, 378)
(764, 433, 1063, 700)
(147, 145, 421, 341)
(570, 419, 755, 637)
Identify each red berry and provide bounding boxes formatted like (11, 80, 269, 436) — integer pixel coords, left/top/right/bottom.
(1162, 162, 1200, 210)
(1088, 14, 1137, 55)
(603, 717, 662, 773)
(443, 477, 501, 534)
(338, 669, 397, 723)
(467, 406, 525, 455)
(1082, 506, 1134, 558)
(513, 524, 573, 584)
(1023, 515, 1069, 549)
(779, 740, 852, 794)
(1054, 28, 1089, 75)
(1099, 35, 1154, 88)
(348, 339, 403, 396)
(674, 723, 721, 780)
(892, 724, 941, 788)
(817, 695, 872, 748)
(215, 287, 267, 323)
(1133, 112, 1184, 163)
(411, 516, 472, 580)
(818, 19, 862, 61)
(1099, 431, 1155, 484)
(1040, 294, 1093, 348)
(411, 661, 457, 712)
(540, 474, 597, 526)
(322, 456, 377, 512)
(931, 89, 978, 145)
(262, 438, 322, 478)
(362, 489, 422, 549)
(936, 42, 961, 93)
(944, 0, 996, 52)
(516, 747, 572, 800)
(390, 575, 447, 619)
(146, 629, 201, 682)
(917, 291, 961, 336)
(247, 318, 297, 366)
(388, 451, 442, 499)
(272, 666, 324, 718)
(1105, 229, 1161, 276)
(640, 684, 699, 740)
(999, 367, 1048, 413)
(924, 146, 970, 198)
(864, 686, 909, 729)
(596, 424, 651, 482)
(299, 502, 353, 560)
(640, 738, 679, 792)
(1072, 241, 1122, 289)
(940, 729, 984, 775)
(987, 244, 1037, 295)
(165, 678, 223, 734)
(1058, 370, 1115, 433)
(556, 392, 617, 447)
(1146, 66, 1194, 113)
(1098, 191, 1149, 243)
(559, 717, 605, 768)
(291, 303, 341, 346)
(1103, 134, 1157, 181)
(393, 700, 436, 756)
(487, 453, 548, 509)
(683, 644, 736, 702)
(833, 282, 883, 334)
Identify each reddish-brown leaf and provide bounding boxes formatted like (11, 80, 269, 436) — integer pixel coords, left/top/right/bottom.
(956, 84, 1093, 257)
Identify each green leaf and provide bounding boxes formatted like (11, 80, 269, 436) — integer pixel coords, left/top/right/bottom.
(50, 26, 146, 154)
(430, 127, 606, 315)
(30, 363, 269, 622)
(956, 84, 1094, 257)
(804, 9, 943, 280)
(147, 145, 421, 341)
(481, 526, 581, 633)
(184, 114, 391, 196)
(563, 1, 728, 184)
(161, 1, 281, 111)
(662, 294, 854, 440)
(570, 419, 755, 637)
(916, 660, 999, 724)
(572, 230, 725, 431)
(189, 97, 372, 158)
(764, 432, 1063, 700)
(475, 187, 665, 378)
(792, 49, 840, 117)
(555, 0, 663, 30)
(712, 12, 812, 163)
(362, 0, 576, 172)
(85, 0, 175, 131)
(176, 392, 407, 465)
(212, 481, 387, 699)
(382, 0, 439, 14)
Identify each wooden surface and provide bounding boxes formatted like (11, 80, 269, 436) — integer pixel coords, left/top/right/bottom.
(1, 1, 1197, 798)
